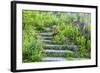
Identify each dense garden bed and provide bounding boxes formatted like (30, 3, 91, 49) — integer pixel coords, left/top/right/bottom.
(22, 10, 91, 62)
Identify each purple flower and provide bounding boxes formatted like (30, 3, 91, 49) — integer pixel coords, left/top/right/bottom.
(83, 29, 90, 35)
(79, 22, 85, 27)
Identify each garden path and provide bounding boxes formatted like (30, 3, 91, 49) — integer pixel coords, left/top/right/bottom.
(39, 27, 78, 61)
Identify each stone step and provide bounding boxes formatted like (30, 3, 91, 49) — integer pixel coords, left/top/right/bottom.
(41, 40, 52, 44)
(41, 36, 53, 40)
(44, 52, 66, 57)
(43, 49, 73, 53)
(65, 58, 89, 60)
(41, 39, 62, 45)
(44, 28, 52, 31)
(42, 57, 66, 61)
(41, 57, 86, 61)
(44, 44, 78, 51)
(43, 49, 74, 57)
(39, 32, 53, 36)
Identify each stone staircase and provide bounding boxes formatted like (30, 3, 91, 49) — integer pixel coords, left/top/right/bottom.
(39, 27, 78, 61)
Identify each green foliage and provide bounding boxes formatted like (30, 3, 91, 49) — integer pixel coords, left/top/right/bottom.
(22, 10, 91, 62)
(22, 29, 44, 62)
(65, 53, 75, 60)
